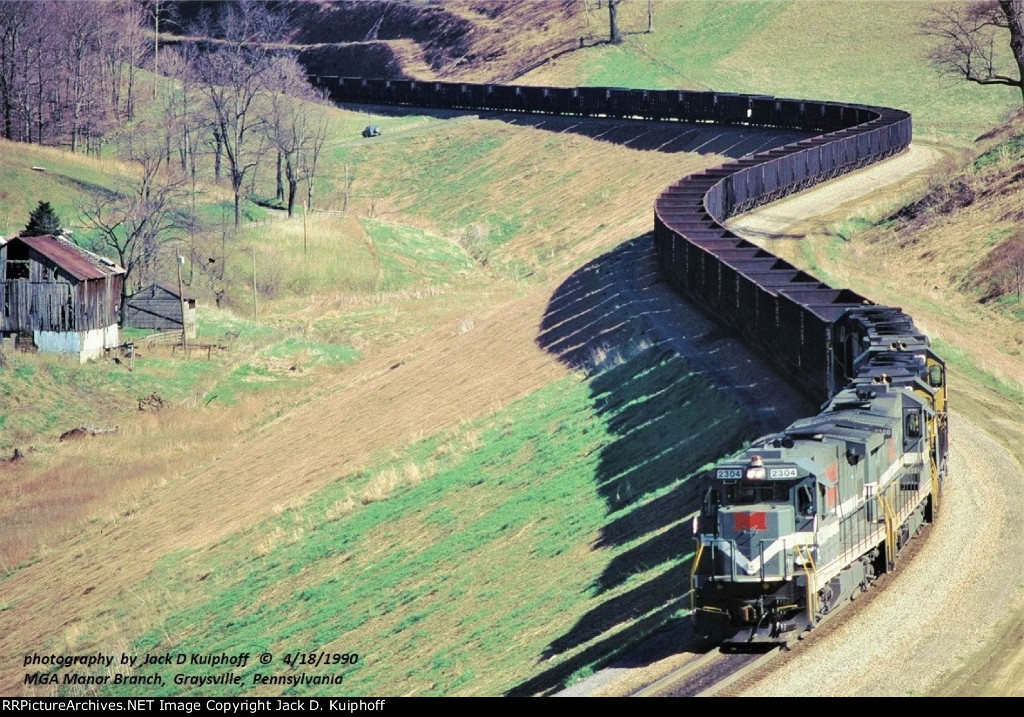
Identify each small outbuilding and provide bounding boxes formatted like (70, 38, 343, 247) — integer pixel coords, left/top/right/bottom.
(125, 283, 196, 339)
(0, 233, 125, 362)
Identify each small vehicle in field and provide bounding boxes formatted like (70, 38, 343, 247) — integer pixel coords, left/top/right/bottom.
(362, 125, 381, 138)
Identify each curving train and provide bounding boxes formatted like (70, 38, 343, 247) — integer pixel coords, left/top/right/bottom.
(314, 77, 949, 647)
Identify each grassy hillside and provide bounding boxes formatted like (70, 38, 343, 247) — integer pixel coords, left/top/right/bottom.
(520, 0, 1021, 143)
(320, 120, 686, 276)
(4, 0, 1024, 699)
(1, 88, 752, 695)
(0, 143, 125, 238)
(91, 354, 753, 697)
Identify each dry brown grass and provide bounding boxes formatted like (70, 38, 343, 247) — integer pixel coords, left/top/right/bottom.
(327, 0, 589, 83)
(361, 461, 432, 504)
(0, 397, 275, 570)
(0, 276, 572, 693)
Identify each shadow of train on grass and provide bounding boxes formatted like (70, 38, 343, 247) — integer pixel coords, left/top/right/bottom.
(326, 103, 816, 693)
(511, 234, 815, 695)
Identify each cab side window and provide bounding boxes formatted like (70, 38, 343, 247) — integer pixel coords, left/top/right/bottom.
(905, 412, 921, 438)
(798, 485, 814, 516)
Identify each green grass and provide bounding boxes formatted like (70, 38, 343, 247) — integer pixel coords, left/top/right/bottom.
(0, 349, 223, 447)
(81, 344, 755, 697)
(362, 219, 475, 289)
(201, 337, 359, 405)
(328, 131, 523, 251)
(0, 304, 361, 447)
(0, 142, 120, 238)
(234, 213, 480, 303)
(317, 122, 610, 274)
(973, 135, 1024, 170)
(261, 338, 359, 366)
(991, 293, 1024, 322)
(526, 0, 1020, 143)
(932, 338, 1024, 404)
(194, 309, 280, 344)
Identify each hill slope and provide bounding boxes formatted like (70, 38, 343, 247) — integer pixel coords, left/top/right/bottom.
(518, 0, 1020, 143)
(4, 0, 1024, 697)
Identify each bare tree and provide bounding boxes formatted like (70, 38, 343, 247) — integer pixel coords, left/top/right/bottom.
(160, 44, 206, 184)
(53, 2, 108, 152)
(301, 106, 328, 214)
(191, 4, 289, 227)
(0, 2, 29, 141)
(102, 0, 148, 124)
(2, 1, 55, 145)
(265, 58, 328, 217)
(79, 125, 188, 323)
(25, 4, 53, 144)
(922, 1, 1024, 106)
(1, 2, 146, 147)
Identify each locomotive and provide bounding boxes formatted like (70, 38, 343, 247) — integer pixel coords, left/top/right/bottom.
(316, 76, 948, 648)
(690, 306, 948, 644)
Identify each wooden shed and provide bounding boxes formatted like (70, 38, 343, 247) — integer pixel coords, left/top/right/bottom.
(125, 283, 197, 339)
(0, 234, 125, 362)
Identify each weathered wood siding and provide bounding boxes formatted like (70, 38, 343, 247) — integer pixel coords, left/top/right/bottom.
(125, 284, 196, 337)
(1, 277, 120, 332)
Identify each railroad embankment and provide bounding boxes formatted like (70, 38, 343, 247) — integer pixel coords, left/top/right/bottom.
(3, 0, 1024, 698)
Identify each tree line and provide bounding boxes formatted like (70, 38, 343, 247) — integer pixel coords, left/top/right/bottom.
(0, 0, 148, 152)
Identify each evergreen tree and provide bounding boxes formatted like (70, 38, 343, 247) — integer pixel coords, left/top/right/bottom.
(23, 201, 63, 236)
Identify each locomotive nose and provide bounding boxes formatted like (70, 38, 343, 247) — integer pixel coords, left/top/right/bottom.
(717, 505, 796, 580)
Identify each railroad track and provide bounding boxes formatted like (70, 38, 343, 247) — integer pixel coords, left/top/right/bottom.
(637, 522, 934, 699)
(632, 647, 780, 697)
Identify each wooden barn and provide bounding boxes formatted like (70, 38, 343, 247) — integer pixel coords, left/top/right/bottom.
(0, 234, 125, 362)
(125, 283, 196, 339)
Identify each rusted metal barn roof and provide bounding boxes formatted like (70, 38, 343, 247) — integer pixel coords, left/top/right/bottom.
(14, 234, 125, 281)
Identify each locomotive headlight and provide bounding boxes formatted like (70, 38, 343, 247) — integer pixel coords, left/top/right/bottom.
(746, 455, 766, 480)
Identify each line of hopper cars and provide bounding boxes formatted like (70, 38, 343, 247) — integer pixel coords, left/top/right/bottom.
(318, 76, 949, 646)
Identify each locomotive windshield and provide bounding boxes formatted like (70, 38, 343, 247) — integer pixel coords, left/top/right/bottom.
(719, 483, 790, 504)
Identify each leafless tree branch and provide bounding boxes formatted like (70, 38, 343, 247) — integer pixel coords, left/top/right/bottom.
(921, 1, 1024, 104)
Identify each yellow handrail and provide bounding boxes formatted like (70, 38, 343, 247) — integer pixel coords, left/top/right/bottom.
(929, 416, 941, 516)
(689, 539, 705, 611)
(878, 491, 898, 569)
(795, 543, 818, 624)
